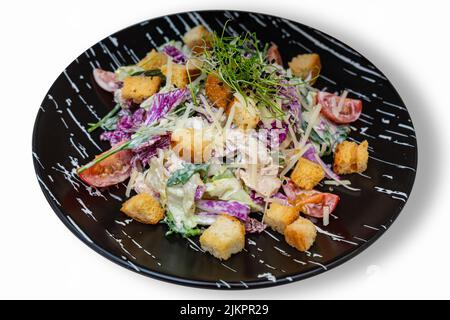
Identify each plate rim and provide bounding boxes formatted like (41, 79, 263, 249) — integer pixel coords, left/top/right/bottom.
(32, 9, 418, 289)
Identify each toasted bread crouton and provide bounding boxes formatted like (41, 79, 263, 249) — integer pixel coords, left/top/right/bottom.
(356, 141, 369, 171)
(285, 217, 317, 252)
(291, 158, 325, 190)
(120, 193, 164, 224)
(183, 25, 212, 53)
(200, 215, 245, 260)
(264, 202, 300, 234)
(137, 49, 168, 70)
(226, 96, 260, 131)
(205, 74, 233, 109)
(333, 140, 369, 174)
(161, 62, 201, 89)
(170, 128, 213, 163)
(288, 54, 321, 84)
(121, 76, 161, 103)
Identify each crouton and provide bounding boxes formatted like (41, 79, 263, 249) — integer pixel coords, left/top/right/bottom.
(284, 217, 317, 252)
(183, 25, 212, 53)
(121, 76, 161, 103)
(120, 193, 164, 224)
(356, 141, 369, 172)
(161, 62, 201, 89)
(170, 128, 213, 163)
(333, 140, 369, 174)
(205, 74, 233, 109)
(263, 202, 300, 234)
(291, 158, 325, 190)
(200, 215, 245, 260)
(226, 96, 260, 131)
(288, 54, 321, 84)
(137, 49, 168, 70)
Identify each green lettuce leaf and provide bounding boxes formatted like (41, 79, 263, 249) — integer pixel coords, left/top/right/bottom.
(167, 163, 210, 187)
(164, 173, 203, 237)
(205, 169, 262, 211)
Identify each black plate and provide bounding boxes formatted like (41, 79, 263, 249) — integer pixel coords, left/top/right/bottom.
(32, 10, 417, 289)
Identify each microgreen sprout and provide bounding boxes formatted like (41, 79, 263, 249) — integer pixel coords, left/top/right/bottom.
(199, 27, 296, 118)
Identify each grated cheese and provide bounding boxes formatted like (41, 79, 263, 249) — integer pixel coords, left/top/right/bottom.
(191, 105, 212, 119)
(337, 90, 348, 110)
(299, 103, 322, 149)
(262, 197, 270, 223)
(280, 118, 323, 178)
(284, 115, 300, 148)
(331, 90, 348, 118)
(279, 135, 292, 150)
(226, 163, 248, 169)
(183, 104, 193, 120)
(247, 133, 259, 186)
(280, 147, 307, 177)
(199, 95, 223, 133)
(224, 100, 236, 132)
(165, 59, 173, 89)
(323, 179, 351, 186)
(323, 206, 330, 226)
(125, 169, 139, 197)
(265, 197, 289, 205)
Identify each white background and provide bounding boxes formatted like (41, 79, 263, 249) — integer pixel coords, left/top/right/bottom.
(1, 0, 449, 299)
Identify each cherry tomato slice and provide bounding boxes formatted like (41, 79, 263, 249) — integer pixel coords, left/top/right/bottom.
(78, 148, 133, 187)
(303, 193, 340, 218)
(93, 68, 120, 92)
(267, 43, 283, 66)
(318, 91, 362, 124)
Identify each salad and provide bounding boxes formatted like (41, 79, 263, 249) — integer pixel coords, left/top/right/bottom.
(78, 25, 369, 260)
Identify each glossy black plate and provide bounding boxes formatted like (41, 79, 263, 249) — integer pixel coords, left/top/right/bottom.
(32, 10, 417, 289)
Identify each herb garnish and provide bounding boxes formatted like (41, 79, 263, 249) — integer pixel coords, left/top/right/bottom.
(131, 68, 166, 82)
(200, 28, 287, 118)
(88, 103, 121, 133)
(167, 163, 210, 187)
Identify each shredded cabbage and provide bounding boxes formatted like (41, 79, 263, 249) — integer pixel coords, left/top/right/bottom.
(162, 45, 187, 64)
(245, 217, 267, 233)
(144, 88, 188, 125)
(196, 200, 250, 221)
